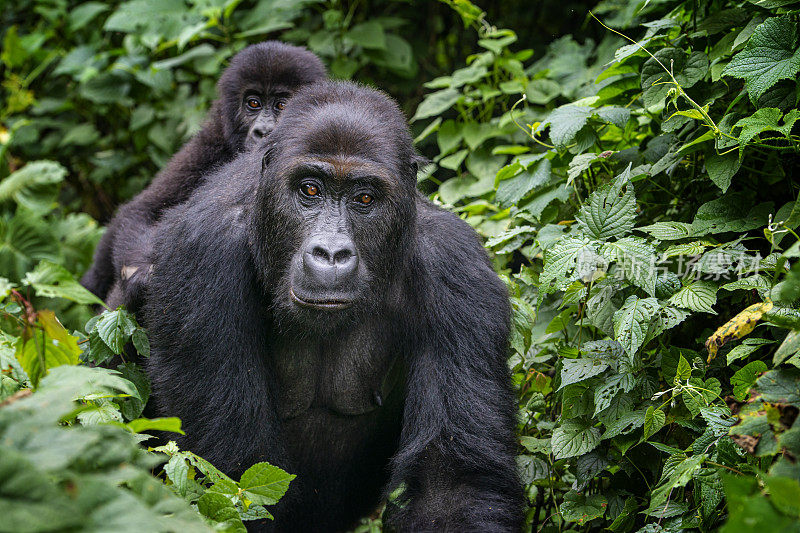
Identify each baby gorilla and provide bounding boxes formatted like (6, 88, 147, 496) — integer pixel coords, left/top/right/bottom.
(81, 41, 326, 308)
(143, 81, 523, 532)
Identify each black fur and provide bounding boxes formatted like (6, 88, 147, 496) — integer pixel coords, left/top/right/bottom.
(82, 41, 326, 307)
(142, 81, 523, 532)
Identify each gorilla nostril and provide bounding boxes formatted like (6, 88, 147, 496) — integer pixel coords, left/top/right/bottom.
(311, 246, 331, 262)
(333, 249, 353, 264)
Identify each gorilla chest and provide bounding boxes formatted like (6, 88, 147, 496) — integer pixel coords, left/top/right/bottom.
(272, 328, 402, 420)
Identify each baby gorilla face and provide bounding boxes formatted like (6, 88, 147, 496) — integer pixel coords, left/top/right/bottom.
(242, 90, 290, 150)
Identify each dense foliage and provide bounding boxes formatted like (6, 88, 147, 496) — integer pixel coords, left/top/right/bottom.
(2, 0, 800, 531)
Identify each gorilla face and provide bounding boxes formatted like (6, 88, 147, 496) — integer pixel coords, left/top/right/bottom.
(251, 84, 421, 331)
(240, 89, 289, 150)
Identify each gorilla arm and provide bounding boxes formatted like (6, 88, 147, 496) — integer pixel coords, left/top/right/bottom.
(142, 156, 289, 477)
(387, 200, 523, 532)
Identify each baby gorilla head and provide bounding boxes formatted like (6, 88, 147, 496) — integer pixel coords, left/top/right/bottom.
(252, 81, 422, 329)
(217, 41, 326, 151)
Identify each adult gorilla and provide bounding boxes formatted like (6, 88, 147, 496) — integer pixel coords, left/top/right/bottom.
(143, 81, 522, 532)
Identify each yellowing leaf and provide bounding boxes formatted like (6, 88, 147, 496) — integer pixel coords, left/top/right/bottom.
(705, 301, 773, 361)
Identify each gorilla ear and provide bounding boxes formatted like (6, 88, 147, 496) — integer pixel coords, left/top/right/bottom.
(408, 154, 430, 180)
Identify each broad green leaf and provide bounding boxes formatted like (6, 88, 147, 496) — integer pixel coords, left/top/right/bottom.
(602, 409, 646, 439)
(21, 261, 104, 306)
(560, 490, 607, 524)
(558, 358, 609, 391)
(127, 417, 184, 435)
(0, 161, 66, 214)
(723, 17, 800, 102)
(731, 361, 768, 401)
(495, 159, 551, 207)
(601, 237, 658, 296)
(94, 309, 137, 353)
(668, 280, 718, 314)
(613, 295, 660, 358)
(15, 311, 81, 387)
(197, 492, 244, 528)
(638, 221, 696, 240)
(412, 88, 461, 121)
(644, 406, 666, 439)
(346, 21, 387, 50)
(726, 337, 774, 365)
(594, 372, 635, 415)
(705, 150, 741, 192)
(641, 48, 709, 108)
(647, 454, 707, 514)
(735, 108, 800, 153)
(756, 368, 800, 404)
(774, 330, 800, 366)
(239, 462, 295, 506)
(551, 419, 601, 459)
(539, 236, 592, 293)
(577, 168, 636, 240)
(436, 120, 462, 154)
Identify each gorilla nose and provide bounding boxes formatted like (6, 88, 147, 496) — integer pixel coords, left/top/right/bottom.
(303, 235, 359, 287)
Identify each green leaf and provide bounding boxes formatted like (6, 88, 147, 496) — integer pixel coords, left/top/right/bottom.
(540, 236, 592, 293)
(723, 17, 800, 102)
(0, 161, 66, 215)
(705, 150, 741, 192)
(727, 338, 774, 365)
(594, 372, 635, 415)
(601, 237, 658, 296)
(541, 105, 592, 149)
(560, 490, 607, 524)
(15, 311, 82, 387)
(603, 409, 646, 439)
(638, 221, 696, 240)
(644, 406, 666, 440)
(668, 281, 718, 314)
(731, 361, 768, 401)
(735, 108, 800, 152)
(774, 330, 800, 366)
(239, 462, 295, 506)
(577, 168, 636, 240)
(346, 21, 387, 50)
(21, 261, 104, 306)
(551, 419, 601, 459)
(613, 296, 660, 358)
(558, 358, 609, 391)
(495, 159, 551, 207)
(94, 309, 137, 353)
(126, 417, 184, 435)
(756, 368, 800, 404)
(764, 476, 800, 518)
(641, 49, 709, 108)
(197, 492, 245, 528)
(413, 88, 461, 121)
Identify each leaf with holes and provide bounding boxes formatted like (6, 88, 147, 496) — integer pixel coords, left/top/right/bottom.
(540, 236, 593, 293)
(603, 409, 646, 440)
(558, 358, 610, 391)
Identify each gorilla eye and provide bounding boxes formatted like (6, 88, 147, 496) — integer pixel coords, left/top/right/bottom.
(357, 194, 373, 205)
(301, 183, 319, 197)
(274, 99, 287, 111)
(245, 96, 262, 110)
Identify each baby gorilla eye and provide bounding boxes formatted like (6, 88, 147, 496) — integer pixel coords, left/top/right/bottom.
(245, 96, 262, 110)
(357, 194, 373, 205)
(301, 183, 319, 197)
(274, 99, 288, 111)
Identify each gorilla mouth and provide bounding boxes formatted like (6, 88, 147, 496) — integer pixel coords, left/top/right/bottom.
(290, 288, 354, 310)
